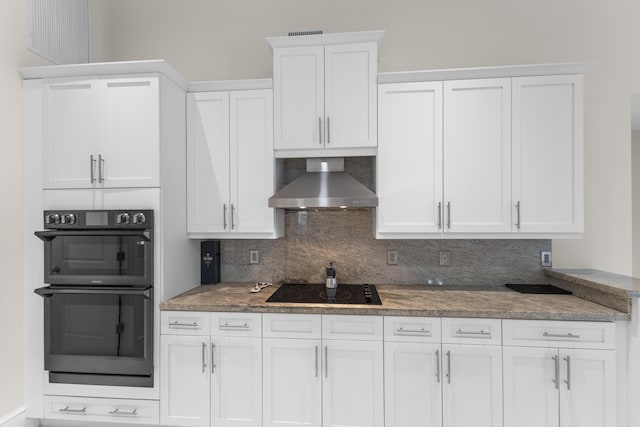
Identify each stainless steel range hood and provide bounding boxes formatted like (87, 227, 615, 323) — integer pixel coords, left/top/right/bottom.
(268, 158, 378, 209)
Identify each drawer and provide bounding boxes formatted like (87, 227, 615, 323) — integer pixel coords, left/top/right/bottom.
(263, 313, 322, 339)
(161, 311, 210, 336)
(44, 395, 159, 424)
(211, 312, 262, 337)
(442, 317, 501, 345)
(503, 319, 615, 349)
(384, 316, 441, 343)
(322, 315, 383, 341)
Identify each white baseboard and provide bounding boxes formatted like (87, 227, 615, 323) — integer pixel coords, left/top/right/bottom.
(0, 407, 29, 427)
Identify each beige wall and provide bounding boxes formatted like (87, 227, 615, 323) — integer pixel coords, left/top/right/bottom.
(633, 130, 640, 277)
(91, 0, 640, 275)
(0, 0, 48, 416)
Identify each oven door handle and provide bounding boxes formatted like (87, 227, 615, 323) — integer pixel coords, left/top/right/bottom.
(34, 286, 152, 299)
(34, 230, 151, 242)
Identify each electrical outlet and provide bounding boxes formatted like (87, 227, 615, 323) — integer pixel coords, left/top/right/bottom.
(541, 250, 552, 267)
(387, 250, 398, 265)
(439, 251, 450, 266)
(249, 250, 260, 264)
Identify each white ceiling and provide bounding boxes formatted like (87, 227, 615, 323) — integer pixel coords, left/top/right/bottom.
(632, 94, 640, 131)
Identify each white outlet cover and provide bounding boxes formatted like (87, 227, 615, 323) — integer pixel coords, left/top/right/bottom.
(249, 250, 259, 264)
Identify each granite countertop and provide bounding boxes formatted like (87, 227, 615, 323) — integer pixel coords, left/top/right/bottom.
(160, 282, 628, 321)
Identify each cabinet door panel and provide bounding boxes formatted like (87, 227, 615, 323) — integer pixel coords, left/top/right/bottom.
(324, 43, 377, 148)
(231, 89, 276, 233)
(503, 346, 559, 427)
(443, 79, 511, 233)
(512, 75, 583, 233)
(211, 337, 262, 427)
(263, 338, 322, 427)
(323, 340, 383, 427)
(101, 76, 160, 187)
(559, 349, 615, 427)
(187, 91, 230, 233)
(273, 46, 324, 150)
(442, 344, 502, 427)
(160, 335, 210, 427)
(377, 82, 443, 235)
(384, 342, 442, 427)
(43, 78, 99, 189)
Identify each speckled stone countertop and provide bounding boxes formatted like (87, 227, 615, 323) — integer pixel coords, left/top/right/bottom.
(160, 282, 628, 321)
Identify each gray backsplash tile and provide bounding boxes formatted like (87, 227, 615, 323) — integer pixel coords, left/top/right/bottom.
(220, 209, 550, 286)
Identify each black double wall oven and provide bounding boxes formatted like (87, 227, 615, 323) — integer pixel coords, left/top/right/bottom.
(35, 210, 154, 387)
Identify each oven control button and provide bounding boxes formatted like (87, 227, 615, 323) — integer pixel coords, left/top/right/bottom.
(62, 213, 76, 225)
(46, 213, 61, 225)
(133, 212, 146, 224)
(116, 212, 131, 225)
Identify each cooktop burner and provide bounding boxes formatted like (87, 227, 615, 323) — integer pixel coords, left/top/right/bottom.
(266, 283, 382, 305)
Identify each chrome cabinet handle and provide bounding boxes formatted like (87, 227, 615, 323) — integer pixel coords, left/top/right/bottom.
(543, 332, 581, 339)
(211, 343, 216, 374)
(169, 320, 199, 329)
(230, 204, 235, 230)
(515, 201, 521, 229)
(456, 329, 491, 337)
(327, 116, 330, 144)
(552, 355, 559, 389)
(325, 346, 328, 378)
(219, 322, 250, 330)
(447, 202, 451, 230)
(109, 409, 138, 416)
(223, 204, 227, 229)
(315, 345, 319, 378)
(318, 117, 322, 144)
(396, 327, 430, 335)
(202, 342, 207, 373)
(59, 406, 87, 414)
(90, 155, 96, 183)
(437, 202, 442, 230)
(564, 355, 571, 390)
(436, 349, 441, 383)
(446, 350, 451, 384)
(98, 154, 104, 183)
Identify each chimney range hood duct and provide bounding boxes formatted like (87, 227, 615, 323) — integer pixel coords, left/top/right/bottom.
(268, 158, 378, 209)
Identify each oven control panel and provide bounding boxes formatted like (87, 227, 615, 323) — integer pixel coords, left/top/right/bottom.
(43, 210, 154, 229)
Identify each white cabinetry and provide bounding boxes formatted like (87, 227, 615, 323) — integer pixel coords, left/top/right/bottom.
(512, 74, 584, 233)
(503, 320, 616, 427)
(43, 395, 159, 424)
(187, 89, 283, 238)
(42, 75, 161, 189)
(269, 31, 382, 157)
(160, 312, 262, 427)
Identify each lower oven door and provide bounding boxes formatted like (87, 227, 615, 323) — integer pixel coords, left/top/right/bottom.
(35, 285, 153, 387)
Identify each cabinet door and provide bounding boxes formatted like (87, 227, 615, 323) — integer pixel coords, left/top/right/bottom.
(273, 46, 324, 150)
(377, 82, 443, 235)
(384, 342, 442, 427)
(160, 335, 210, 427)
(211, 336, 262, 427)
(324, 42, 377, 148)
(323, 340, 383, 427)
(230, 89, 276, 234)
(503, 346, 559, 427)
(443, 79, 512, 233)
(100, 76, 160, 188)
(42, 78, 100, 189)
(559, 349, 615, 427)
(442, 344, 502, 427)
(187, 91, 230, 233)
(263, 338, 322, 427)
(512, 75, 583, 233)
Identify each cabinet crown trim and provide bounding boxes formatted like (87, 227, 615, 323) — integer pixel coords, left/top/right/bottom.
(189, 78, 273, 92)
(266, 30, 384, 51)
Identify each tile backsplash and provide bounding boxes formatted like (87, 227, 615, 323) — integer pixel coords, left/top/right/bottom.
(220, 209, 551, 286)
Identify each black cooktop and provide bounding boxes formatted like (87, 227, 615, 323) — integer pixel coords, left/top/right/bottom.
(505, 283, 572, 294)
(266, 283, 382, 305)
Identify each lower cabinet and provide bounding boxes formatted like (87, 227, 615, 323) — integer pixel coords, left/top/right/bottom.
(43, 395, 159, 424)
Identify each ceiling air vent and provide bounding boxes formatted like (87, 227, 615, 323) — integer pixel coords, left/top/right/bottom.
(287, 30, 323, 37)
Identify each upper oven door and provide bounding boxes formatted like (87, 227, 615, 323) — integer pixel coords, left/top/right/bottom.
(35, 230, 153, 286)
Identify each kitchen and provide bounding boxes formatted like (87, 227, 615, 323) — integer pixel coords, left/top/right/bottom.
(2, 1, 640, 427)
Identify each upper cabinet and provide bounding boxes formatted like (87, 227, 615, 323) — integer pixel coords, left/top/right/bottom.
(42, 75, 162, 189)
(268, 31, 383, 157)
(186, 87, 283, 239)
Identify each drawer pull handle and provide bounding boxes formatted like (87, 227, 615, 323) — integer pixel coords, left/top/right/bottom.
(59, 406, 86, 414)
(543, 332, 580, 339)
(220, 322, 250, 330)
(455, 329, 491, 337)
(169, 321, 199, 329)
(109, 409, 138, 416)
(397, 327, 431, 335)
